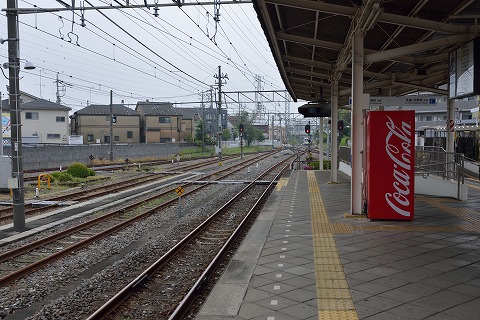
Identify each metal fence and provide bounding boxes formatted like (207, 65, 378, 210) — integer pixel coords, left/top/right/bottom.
(415, 147, 464, 183)
(339, 146, 464, 181)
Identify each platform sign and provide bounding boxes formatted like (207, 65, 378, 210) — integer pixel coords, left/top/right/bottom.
(175, 186, 184, 196)
(2, 113, 10, 138)
(449, 37, 480, 99)
(369, 96, 440, 107)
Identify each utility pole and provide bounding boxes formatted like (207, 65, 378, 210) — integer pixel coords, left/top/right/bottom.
(109, 90, 113, 162)
(55, 72, 66, 104)
(271, 115, 275, 149)
(214, 66, 228, 164)
(7, 0, 25, 231)
(279, 116, 282, 148)
(210, 86, 214, 145)
(200, 90, 206, 154)
(0, 91, 3, 156)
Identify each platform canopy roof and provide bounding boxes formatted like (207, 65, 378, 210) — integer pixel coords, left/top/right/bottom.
(252, 0, 480, 105)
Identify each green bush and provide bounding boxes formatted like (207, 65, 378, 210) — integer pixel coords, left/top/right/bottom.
(306, 160, 331, 170)
(50, 171, 73, 183)
(67, 163, 94, 178)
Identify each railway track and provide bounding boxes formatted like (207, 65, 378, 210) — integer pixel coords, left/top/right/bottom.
(86, 155, 293, 320)
(0, 152, 276, 287)
(0, 155, 239, 225)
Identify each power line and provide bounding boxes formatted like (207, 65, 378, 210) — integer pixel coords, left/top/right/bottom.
(83, 0, 209, 87)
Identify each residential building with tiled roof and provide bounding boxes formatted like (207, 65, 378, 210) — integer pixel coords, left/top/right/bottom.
(1, 94, 71, 144)
(70, 104, 141, 144)
(136, 101, 195, 143)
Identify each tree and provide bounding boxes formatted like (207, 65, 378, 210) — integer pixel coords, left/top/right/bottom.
(230, 110, 267, 147)
(195, 120, 205, 145)
(195, 120, 215, 145)
(338, 110, 351, 141)
(221, 128, 231, 141)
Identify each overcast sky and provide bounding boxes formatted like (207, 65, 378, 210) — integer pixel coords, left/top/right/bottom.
(0, 0, 306, 120)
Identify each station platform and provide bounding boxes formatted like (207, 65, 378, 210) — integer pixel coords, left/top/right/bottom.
(197, 170, 480, 320)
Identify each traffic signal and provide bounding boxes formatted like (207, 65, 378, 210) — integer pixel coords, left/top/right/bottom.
(239, 124, 244, 133)
(338, 120, 344, 131)
(305, 124, 310, 134)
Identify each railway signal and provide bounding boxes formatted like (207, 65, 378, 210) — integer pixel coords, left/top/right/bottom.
(305, 124, 310, 134)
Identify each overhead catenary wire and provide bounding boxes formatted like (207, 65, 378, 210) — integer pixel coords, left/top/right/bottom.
(83, 0, 209, 87)
(179, 2, 258, 86)
(9, 1, 293, 113)
(18, 0, 274, 101)
(2, 11, 201, 94)
(110, 0, 220, 77)
(14, 2, 209, 94)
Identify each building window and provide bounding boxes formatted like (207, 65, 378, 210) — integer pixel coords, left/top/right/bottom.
(114, 135, 120, 142)
(87, 134, 94, 142)
(462, 114, 472, 120)
(47, 133, 61, 139)
(25, 112, 39, 120)
(159, 117, 171, 123)
(420, 115, 432, 121)
(127, 131, 133, 139)
(425, 129, 435, 138)
(56, 116, 66, 122)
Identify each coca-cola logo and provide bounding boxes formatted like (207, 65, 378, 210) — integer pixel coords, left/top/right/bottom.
(384, 116, 412, 217)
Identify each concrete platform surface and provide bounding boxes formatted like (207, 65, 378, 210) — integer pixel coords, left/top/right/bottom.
(197, 170, 480, 320)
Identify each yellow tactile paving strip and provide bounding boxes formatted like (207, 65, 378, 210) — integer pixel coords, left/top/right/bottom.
(351, 225, 464, 232)
(308, 171, 359, 320)
(418, 195, 480, 233)
(276, 177, 289, 191)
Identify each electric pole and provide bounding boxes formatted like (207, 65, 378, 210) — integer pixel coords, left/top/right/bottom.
(109, 90, 113, 162)
(214, 65, 228, 164)
(55, 72, 66, 104)
(7, 0, 25, 231)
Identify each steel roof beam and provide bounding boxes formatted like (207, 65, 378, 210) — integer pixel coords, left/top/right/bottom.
(254, 1, 297, 101)
(365, 34, 468, 64)
(276, 32, 344, 51)
(285, 67, 331, 80)
(265, 0, 467, 34)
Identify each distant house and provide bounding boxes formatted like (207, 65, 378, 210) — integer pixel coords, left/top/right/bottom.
(1, 93, 71, 144)
(136, 101, 195, 143)
(70, 104, 141, 144)
(200, 107, 228, 142)
(177, 107, 202, 141)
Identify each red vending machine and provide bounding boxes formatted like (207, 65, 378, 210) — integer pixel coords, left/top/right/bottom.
(366, 110, 415, 221)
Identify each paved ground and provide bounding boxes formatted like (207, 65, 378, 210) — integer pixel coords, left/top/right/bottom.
(197, 170, 480, 320)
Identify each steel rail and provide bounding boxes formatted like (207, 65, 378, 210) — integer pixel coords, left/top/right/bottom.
(86, 156, 294, 320)
(0, 156, 237, 221)
(0, 152, 274, 286)
(168, 161, 291, 319)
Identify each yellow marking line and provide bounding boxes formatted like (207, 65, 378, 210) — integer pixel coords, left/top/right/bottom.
(466, 182, 480, 190)
(417, 196, 480, 233)
(307, 171, 359, 320)
(352, 225, 464, 232)
(276, 177, 289, 191)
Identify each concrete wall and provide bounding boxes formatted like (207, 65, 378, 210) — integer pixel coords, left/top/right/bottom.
(3, 143, 196, 170)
